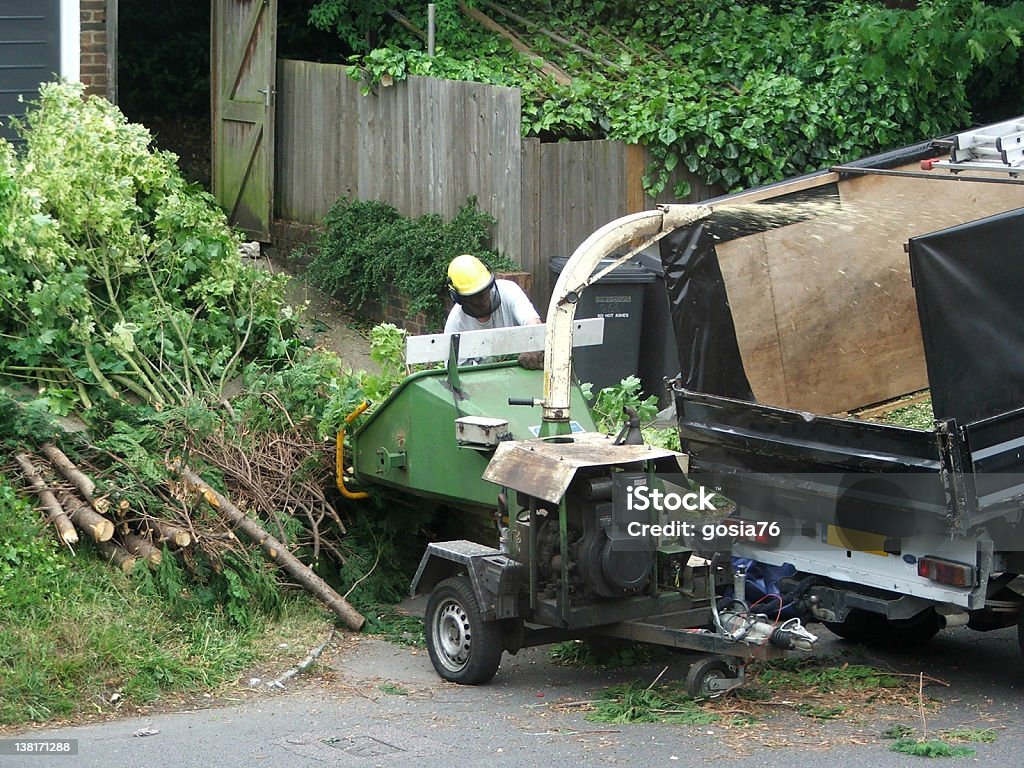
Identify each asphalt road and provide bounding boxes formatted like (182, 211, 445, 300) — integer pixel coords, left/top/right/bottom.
(4, 622, 1023, 768)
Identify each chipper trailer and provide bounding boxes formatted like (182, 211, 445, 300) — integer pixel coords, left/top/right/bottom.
(339, 204, 818, 695)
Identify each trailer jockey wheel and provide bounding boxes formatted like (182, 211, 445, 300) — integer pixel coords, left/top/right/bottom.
(685, 657, 741, 698)
(425, 575, 503, 685)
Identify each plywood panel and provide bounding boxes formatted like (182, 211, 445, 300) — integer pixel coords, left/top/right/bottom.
(716, 165, 1024, 414)
(714, 234, 788, 405)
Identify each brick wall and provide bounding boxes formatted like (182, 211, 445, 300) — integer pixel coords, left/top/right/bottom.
(268, 219, 320, 265)
(80, 0, 109, 98)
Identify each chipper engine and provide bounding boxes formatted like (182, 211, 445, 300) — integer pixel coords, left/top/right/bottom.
(343, 204, 818, 695)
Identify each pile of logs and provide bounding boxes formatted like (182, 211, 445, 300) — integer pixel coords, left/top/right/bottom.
(12, 442, 365, 632)
(13, 444, 171, 573)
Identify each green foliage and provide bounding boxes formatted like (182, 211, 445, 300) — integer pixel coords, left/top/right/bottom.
(335, 0, 1024, 196)
(586, 681, 718, 725)
(308, 197, 516, 328)
(0, 82, 299, 411)
(643, 426, 681, 451)
(324, 494, 433, 649)
(583, 376, 679, 448)
(754, 658, 904, 692)
(0, 482, 67, 607)
(318, 322, 411, 438)
(943, 728, 997, 744)
(134, 549, 284, 632)
(309, 0, 418, 53)
(588, 375, 659, 432)
(0, 476, 318, 726)
(548, 638, 668, 668)
(890, 739, 976, 758)
(0, 391, 62, 448)
(361, 323, 410, 403)
(881, 399, 935, 430)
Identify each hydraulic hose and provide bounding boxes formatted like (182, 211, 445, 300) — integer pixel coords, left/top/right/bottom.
(336, 401, 370, 500)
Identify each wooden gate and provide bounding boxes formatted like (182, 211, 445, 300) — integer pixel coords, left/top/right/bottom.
(211, 0, 277, 241)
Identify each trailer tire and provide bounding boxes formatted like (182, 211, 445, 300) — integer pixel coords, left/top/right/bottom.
(685, 657, 734, 699)
(425, 575, 503, 685)
(823, 608, 941, 648)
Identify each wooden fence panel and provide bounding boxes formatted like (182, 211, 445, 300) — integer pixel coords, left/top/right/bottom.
(275, 61, 711, 291)
(519, 137, 542, 305)
(277, 66, 522, 263)
(536, 139, 629, 268)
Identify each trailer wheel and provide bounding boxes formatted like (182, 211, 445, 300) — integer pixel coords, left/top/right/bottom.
(823, 608, 941, 648)
(685, 657, 733, 699)
(425, 575, 503, 685)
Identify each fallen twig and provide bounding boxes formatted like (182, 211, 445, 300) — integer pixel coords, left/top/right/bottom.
(266, 627, 336, 690)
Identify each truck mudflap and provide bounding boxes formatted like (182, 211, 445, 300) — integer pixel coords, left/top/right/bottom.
(410, 541, 524, 620)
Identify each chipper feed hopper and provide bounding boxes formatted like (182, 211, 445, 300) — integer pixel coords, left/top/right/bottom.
(340, 204, 818, 694)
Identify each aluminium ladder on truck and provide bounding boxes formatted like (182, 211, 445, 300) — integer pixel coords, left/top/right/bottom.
(923, 116, 1024, 174)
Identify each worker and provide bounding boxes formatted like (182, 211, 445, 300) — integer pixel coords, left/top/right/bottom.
(444, 254, 544, 368)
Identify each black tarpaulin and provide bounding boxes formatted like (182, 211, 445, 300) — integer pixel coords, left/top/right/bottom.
(909, 207, 1024, 424)
(659, 219, 754, 400)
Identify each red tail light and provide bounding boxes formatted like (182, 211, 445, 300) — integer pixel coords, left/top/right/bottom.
(917, 556, 975, 587)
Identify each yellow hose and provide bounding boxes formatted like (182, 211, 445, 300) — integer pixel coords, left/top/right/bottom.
(336, 401, 370, 500)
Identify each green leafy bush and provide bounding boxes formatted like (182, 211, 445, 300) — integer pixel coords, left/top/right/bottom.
(588, 375, 659, 431)
(308, 196, 516, 328)
(0, 81, 298, 410)
(324, 0, 1024, 196)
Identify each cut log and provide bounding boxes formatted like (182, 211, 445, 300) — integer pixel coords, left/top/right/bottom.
(151, 519, 192, 548)
(13, 453, 79, 545)
(57, 490, 115, 542)
(40, 442, 94, 495)
(95, 539, 137, 574)
(40, 442, 110, 514)
(170, 460, 366, 631)
(121, 532, 162, 566)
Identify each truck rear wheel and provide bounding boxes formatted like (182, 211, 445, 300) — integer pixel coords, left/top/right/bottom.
(823, 607, 941, 648)
(425, 575, 503, 684)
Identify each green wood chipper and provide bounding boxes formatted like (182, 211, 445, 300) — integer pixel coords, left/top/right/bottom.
(338, 204, 818, 695)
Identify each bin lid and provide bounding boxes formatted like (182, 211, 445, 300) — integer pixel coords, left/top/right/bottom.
(549, 255, 655, 283)
(633, 247, 664, 278)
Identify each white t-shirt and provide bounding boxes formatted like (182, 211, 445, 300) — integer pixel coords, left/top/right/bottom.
(444, 279, 541, 334)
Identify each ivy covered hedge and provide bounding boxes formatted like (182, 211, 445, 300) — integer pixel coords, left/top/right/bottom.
(310, 0, 1024, 196)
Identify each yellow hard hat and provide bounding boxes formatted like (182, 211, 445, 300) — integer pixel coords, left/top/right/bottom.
(447, 254, 494, 297)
